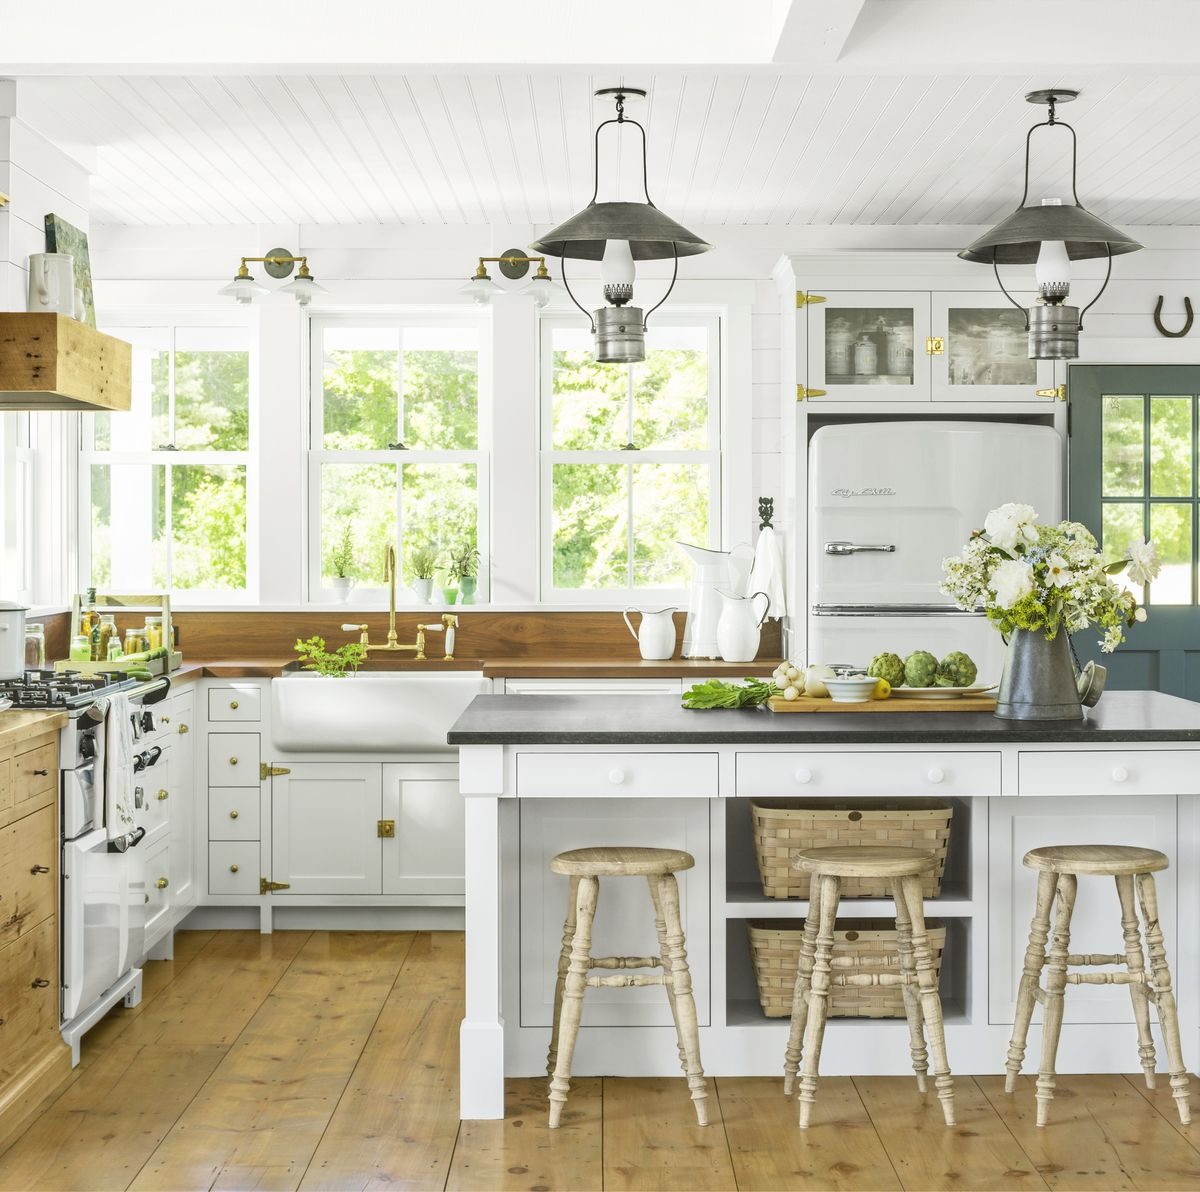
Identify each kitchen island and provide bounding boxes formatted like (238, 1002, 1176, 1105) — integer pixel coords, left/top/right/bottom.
(449, 690, 1200, 1119)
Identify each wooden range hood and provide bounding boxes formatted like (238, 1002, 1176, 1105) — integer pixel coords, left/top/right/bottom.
(0, 313, 131, 412)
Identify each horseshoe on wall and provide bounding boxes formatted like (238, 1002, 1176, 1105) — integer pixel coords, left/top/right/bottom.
(1154, 295, 1194, 338)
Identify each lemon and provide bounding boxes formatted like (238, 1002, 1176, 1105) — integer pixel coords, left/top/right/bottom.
(871, 678, 891, 700)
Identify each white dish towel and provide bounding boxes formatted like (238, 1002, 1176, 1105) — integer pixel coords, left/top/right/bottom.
(104, 693, 137, 839)
(746, 525, 787, 617)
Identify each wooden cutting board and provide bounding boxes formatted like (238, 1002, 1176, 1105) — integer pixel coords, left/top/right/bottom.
(766, 694, 997, 713)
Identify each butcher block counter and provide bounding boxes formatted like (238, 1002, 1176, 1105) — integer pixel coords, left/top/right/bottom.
(449, 690, 1200, 1119)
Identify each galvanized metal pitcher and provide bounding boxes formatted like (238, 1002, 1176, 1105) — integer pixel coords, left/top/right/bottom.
(994, 628, 1084, 721)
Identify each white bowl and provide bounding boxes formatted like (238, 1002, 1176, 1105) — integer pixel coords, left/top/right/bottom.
(823, 675, 878, 703)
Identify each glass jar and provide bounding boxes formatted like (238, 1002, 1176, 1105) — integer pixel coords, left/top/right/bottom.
(107, 637, 123, 661)
(24, 623, 45, 670)
(144, 616, 163, 651)
(69, 634, 91, 662)
(98, 615, 117, 660)
(124, 628, 147, 656)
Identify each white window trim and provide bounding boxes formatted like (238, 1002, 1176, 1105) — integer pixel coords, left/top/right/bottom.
(306, 311, 492, 605)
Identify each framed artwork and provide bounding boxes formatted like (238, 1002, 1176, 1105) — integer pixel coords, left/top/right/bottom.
(44, 213, 96, 327)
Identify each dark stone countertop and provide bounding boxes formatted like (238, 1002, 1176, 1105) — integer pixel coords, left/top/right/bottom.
(447, 689, 1200, 746)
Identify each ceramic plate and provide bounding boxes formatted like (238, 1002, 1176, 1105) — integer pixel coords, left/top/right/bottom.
(889, 684, 997, 699)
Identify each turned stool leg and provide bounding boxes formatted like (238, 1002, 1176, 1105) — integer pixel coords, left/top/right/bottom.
(1115, 873, 1157, 1090)
(548, 875, 598, 1128)
(655, 873, 709, 1126)
(898, 874, 954, 1126)
(1007, 870, 1057, 1093)
(892, 877, 928, 1093)
(1036, 872, 1077, 1127)
(547, 874, 581, 1080)
(797, 873, 841, 1129)
(1136, 872, 1192, 1125)
(647, 874, 687, 1076)
(783, 875, 823, 1097)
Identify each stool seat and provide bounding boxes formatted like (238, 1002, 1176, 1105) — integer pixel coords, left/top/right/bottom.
(793, 845, 937, 879)
(1023, 844, 1168, 876)
(550, 846, 695, 877)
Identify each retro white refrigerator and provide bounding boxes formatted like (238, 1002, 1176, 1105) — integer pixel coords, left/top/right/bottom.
(807, 421, 1063, 684)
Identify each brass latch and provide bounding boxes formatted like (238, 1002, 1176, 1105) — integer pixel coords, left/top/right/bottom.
(260, 878, 291, 894)
(796, 385, 827, 401)
(1036, 384, 1068, 402)
(377, 819, 396, 838)
(925, 336, 945, 355)
(260, 763, 291, 780)
(796, 292, 827, 308)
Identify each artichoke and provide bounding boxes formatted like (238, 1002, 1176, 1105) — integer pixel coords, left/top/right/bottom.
(935, 651, 978, 688)
(867, 652, 906, 687)
(903, 650, 938, 687)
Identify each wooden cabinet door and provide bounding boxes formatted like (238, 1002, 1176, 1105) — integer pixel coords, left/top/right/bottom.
(381, 763, 464, 897)
(271, 764, 382, 895)
(989, 793, 1177, 1025)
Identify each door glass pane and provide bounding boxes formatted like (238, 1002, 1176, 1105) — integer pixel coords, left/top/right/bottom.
(551, 463, 627, 589)
(401, 462, 477, 580)
(946, 308, 1034, 386)
(170, 465, 247, 590)
(551, 328, 627, 449)
(173, 328, 251, 451)
(401, 327, 478, 451)
(1101, 502, 1144, 569)
(90, 464, 167, 591)
(825, 308, 913, 385)
(1149, 503, 1193, 605)
(632, 464, 709, 587)
(1150, 396, 1193, 497)
(322, 327, 400, 451)
(320, 462, 397, 584)
(1101, 395, 1145, 496)
(632, 325, 709, 449)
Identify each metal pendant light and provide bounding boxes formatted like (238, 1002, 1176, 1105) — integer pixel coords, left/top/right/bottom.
(530, 87, 712, 363)
(959, 89, 1142, 359)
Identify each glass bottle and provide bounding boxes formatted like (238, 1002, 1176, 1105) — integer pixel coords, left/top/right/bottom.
(79, 586, 98, 639)
(89, 614, 103, 661)
(98, 615, 116, 662)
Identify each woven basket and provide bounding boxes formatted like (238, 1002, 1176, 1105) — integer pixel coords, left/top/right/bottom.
(747, 918, 947, 1018)
(751, 801, 953, 899)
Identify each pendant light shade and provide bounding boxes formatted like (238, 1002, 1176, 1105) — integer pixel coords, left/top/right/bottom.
(958, 89, 1142, 360)
(531, 201, 711, 262)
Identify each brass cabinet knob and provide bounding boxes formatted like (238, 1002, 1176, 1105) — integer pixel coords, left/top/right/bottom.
(29, 864, 49, 875)
(156, 877, 169, 890)
(229, 757, 238, 766)
(229, 810, 239, 819)
(230, 864, 239, 873)
(230, 700, 239, 710)
(161, 715, 171, 724)
(157, 789, 169, 801)
(31, 978, 50, 988)
(178, 724, 189, 734)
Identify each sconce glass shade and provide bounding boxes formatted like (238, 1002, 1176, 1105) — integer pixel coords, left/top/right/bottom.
(279, 275, 327, 306)
(460, 276, 498, 306)
(528, 274, 557, 309)
(217, 275, 268, 305)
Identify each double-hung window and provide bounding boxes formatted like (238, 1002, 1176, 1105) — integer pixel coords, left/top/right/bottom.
(541, 314, 720, 600)
(0, 412, 35, 603)
(81, 325, 254, 598)
(308, 315, 489, 601)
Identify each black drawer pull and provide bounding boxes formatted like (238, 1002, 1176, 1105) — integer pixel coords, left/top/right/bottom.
(30, 864, 49, 875)
(31, 978, 50, 988)
(32, 769, 49, 777)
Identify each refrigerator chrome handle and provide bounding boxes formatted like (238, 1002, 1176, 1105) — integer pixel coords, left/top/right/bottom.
(823, 540, 896, 556)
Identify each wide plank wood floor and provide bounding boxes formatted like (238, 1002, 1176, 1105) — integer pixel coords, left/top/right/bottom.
(0, 929, 1197, 1191)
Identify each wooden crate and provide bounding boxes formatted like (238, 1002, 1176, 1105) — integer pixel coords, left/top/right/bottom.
(0, 314, 131, 411)
(747, 918, 947, 1018)
(751, 801, 953, 899)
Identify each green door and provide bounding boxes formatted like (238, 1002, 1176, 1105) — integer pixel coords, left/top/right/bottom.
(1069, 364, 1200, 698)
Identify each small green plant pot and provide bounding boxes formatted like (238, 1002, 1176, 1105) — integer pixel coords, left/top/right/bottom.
(459, 576, 477, 604)
(442, 587, 458, 605)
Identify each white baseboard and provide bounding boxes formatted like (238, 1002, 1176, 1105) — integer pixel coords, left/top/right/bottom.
(183, 905, 464, 932)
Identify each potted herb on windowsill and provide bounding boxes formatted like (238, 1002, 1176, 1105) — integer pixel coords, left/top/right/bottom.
(407, 543, 438, 605)
(330, 522, 356, 603)
(449, 544, 481, 605)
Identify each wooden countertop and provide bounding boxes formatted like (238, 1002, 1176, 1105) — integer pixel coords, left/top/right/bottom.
(0, 709, 68, 749)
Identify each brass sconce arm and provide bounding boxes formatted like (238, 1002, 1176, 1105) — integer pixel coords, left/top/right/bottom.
(233, 254, 314, 279)
(472, 254, 551, 280)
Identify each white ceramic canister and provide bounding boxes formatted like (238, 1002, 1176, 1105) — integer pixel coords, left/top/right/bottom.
(26, 253, 76, 317)
(715, 590, 770, 664)
(0, 601, 28, 680)
(623, 607, 677, 660)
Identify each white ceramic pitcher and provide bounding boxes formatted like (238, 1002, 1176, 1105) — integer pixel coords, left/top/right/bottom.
(715, 589, 770, 663)
(26, 253, 76, 316)
(623, 606, 677, 660)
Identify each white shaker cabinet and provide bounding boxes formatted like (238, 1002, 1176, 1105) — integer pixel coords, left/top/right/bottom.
(381, 763, 464, 898)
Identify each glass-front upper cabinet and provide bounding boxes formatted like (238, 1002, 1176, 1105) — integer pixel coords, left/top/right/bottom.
(803, 292, 931, 401)
(931, 292, 1056, 403)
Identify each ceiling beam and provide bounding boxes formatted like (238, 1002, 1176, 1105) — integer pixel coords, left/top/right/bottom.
(770, 0, 868, 63)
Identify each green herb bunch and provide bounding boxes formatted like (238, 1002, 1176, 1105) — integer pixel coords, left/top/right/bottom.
(681, 677, 778, 709)
(294, 635, 368, 677)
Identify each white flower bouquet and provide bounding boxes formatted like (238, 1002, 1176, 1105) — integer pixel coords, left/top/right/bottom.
(941, 503, 1160, 653)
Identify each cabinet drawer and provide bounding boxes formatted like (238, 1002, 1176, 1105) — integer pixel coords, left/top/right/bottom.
(143, 839, 172, 940)
(210, 841, 260, 895)
(13, 740, 56, 808)
(154, 694, 194, 740)
(1018, 750, 1200, 797)
(208, 686, 262, 723)
(0, 804, 56, 948)
(516, 752, 718, 799)
(0, 916, 58, 1071)
(207, 733, 260, 787)
(209, 788, 260, 841)
(0, 756, 12, 816)
(736, 751, 1001, 798)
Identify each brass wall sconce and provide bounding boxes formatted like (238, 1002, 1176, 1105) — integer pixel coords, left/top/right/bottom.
(218, 248, 327, 306)
(460, 250, 557, 308)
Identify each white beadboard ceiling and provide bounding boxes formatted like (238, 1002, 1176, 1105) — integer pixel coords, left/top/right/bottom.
(14, 70, 1200, 229)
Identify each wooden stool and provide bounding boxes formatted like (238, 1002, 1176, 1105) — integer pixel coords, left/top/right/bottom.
(545, 846, 708, 1129)
(783, 845, 955, 1129)
(1006, 844, 1191, 1127)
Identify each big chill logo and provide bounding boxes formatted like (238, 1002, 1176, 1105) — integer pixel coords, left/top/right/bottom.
(830, 486, 897, 498)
